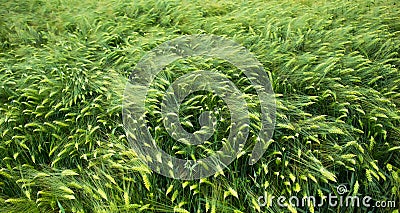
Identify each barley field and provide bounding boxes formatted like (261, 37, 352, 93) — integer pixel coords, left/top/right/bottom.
(0, 0, 399, 212)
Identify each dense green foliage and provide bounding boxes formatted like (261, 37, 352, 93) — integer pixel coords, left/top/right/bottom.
(1, 0, 399, 212)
